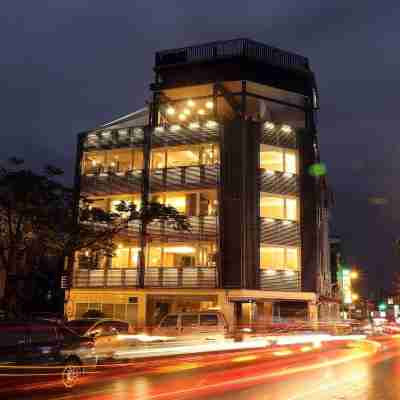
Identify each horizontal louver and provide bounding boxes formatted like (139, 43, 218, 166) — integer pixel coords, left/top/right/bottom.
(260, 218, 300, 247)
(259, 170, 299, 195)
(258, 270, 301, 291)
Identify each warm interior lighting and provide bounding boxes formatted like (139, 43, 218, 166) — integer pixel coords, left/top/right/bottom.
(170, 125, 181, 131)
(117, 244, 123, 249)
(91, 160, 97, 166)
(178, 114, 187, 121)
(155, 126, 165, 132)
(110, 161, 116, 167)
(166, 106, 175, 115)
(189, 122, 200, 129)
(187, 99, 195, 107)
(281, 124, 292, 133)
(205, 120, 218, 129)
(285, 270, 295, 276)
(266, 269, 276, 276)
(205, 100, 214, 109)
(351, 271, 359, 279)
(265, 121, 275, 130)
(183, 108, 191, 115)
(163, 246, 196, 254)
(352, 293, 359, 301)
(198, 109, 205, 116)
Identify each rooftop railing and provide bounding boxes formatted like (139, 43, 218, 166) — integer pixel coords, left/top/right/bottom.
(156, 38, 309, 70)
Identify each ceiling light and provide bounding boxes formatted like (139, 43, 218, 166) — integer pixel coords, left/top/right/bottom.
(170, 125, 181, 132)
(281, 124, 292, 133)
(265, 121, 275, 130)
(166, 107, 175, 115)
(205, 120, 218, 128)
(183, 108, 191, 115)
(179, 114, 187, 121)
(155, 126, 165, 132)
(198, 109, 205, 116)
(163, 246, 195, 254)
(187, 99, 195, 107)
(205, 101, 214, 109)
(189, 122, 200, 129)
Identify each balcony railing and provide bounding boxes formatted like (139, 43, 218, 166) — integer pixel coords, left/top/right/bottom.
(259, 269, 301, 292)
(144, 267, 217, 288)
(73, 267, 217, 288)
(259, 218, 301, 247)
(150, 165, 219, 192)
(83, 127, 144, 150)
(262, 125, 297, 149)
(74, 269, 139, 288)
(259, 170, 299, 196)
(155, 38, 309, 71)
(81, 170, 143, 196)
(148, 216, 218, 242)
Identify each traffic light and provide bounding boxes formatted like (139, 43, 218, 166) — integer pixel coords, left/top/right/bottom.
(379, 303, 387, 311)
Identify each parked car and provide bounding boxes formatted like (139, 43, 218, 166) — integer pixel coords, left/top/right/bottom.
(66, 318, 131, 337)
(66, 318, 132, 359)
(0, 320, 97, 388)
(152, 311, 228, 341)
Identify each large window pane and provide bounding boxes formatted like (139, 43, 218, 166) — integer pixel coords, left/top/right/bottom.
(112, 248, 129, 268)
(165, 195, 186, 213)
(286, 248, 299, 269)
(83, 151, 106, 173)
(148, 247, 162, 267)
(133, 150, 144, 170)
(151, 151, 166, 169)
(108, 149, 132, 173)
(285, 152, 297, 174)
(201, 144, 220, 165)
(260, 195, 284, 219)
(167, 147, 199, 167)
(260, 247, 284, 269)
(260, 148, 284, 171)
(286, 198, 298, 221)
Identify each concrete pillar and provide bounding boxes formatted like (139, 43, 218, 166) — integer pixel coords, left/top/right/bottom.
(137, 293, 147, 331)
(217, 292, 234, 332)
(308, 301, 318, 322)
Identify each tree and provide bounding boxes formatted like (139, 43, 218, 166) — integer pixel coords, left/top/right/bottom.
(0, 158, 190, 316)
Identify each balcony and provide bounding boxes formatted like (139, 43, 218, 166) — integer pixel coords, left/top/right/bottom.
(259, 218, 300, 247)
(261, 124, 297, 149)
(155, 38, 309, 71)
(73, 267, 217, 289)
(144, 267, 217, 288)
(148, 216, 218, 242)
(150, 165, 219, 192)
(81, 170, 143, 196)
(259, 170, 299, 196)
(83, 127, 144, 151)
(259, 269, 300, 292)
(74, 268, 138, 288)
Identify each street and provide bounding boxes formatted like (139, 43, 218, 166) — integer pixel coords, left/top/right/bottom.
(1, 336, 400, 400)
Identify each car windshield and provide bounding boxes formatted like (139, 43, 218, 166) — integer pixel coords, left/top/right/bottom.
(66, 320, 97, 335)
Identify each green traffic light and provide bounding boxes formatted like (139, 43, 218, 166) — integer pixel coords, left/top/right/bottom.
(379, 303, 387, 311)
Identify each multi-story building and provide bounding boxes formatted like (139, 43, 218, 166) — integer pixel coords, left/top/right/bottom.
(66, 38, 334, 327)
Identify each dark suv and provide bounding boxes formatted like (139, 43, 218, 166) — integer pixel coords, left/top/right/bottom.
(0, 320, 97, 388)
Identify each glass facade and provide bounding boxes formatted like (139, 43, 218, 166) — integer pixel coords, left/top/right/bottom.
(260, 145, 298, 174)
(260, 246, 299, 270)
(260, 194, 298, 221)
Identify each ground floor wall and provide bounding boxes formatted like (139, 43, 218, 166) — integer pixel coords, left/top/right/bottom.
(66, 288, 318, 330)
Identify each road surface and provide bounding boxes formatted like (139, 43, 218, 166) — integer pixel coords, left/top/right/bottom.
(1, 336, 400, 400)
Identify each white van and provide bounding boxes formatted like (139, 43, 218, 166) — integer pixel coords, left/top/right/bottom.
(153, 311, 228, 341)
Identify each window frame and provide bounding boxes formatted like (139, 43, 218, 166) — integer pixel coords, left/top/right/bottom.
(260, 193, 299, 221)
(259, 144, 298, 174)
(260, 245, 300, 270)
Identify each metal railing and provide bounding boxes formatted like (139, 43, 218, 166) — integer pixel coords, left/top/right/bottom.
(259, 169, 299, 196)
(258, 269, 301, 291)
(259, 217, 301, 247)
(73, 267, 217, 288)
(150, 165, 219, 192)
(155, 38, 309, 70)
(144, 267, 217, 288)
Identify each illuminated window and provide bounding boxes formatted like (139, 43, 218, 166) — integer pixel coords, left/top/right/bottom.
(260, 247, 299, 270)
(151, 151, 166, 169)
(201, 144, 220, 165)
(260, 145, 298, 174)
(167, 147, 199, 168)
(112, 248, 129, 268)
(260, 148, 283, 171)
(83, 151, 106, 173)
(110, 198, 140, 217)
(260, 194, 298, 220)
(286, 198, 297, 221)
(111, 247, 140, 269)
(148, 247, 162, 267)
(165, 195, 186, 213)
(285, 151, 297, 174)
